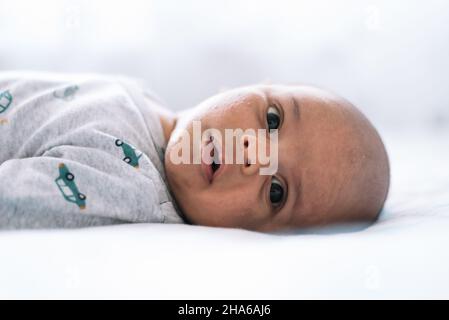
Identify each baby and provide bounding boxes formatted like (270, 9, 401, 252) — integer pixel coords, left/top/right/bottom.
(0, 72, 389, 231)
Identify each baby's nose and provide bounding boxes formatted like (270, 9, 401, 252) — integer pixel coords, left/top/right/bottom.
(240, 133, 260, 176)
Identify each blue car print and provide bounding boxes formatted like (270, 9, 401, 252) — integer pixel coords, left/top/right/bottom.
(0, 90, 13, 113)
(55, 163, 86, 210)
(115, 139, 142, 168)
(53, 85, 79, 101)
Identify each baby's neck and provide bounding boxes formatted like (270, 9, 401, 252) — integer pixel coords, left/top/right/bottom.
(158, 111, 177, 146)
(144, 96, 177, 146)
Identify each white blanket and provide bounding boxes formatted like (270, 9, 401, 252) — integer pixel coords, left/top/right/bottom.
(1, 129, 448, 299)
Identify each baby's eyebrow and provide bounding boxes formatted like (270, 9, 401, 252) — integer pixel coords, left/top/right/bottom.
(291, 96, 300, 120)
(277, 97, 302, 223)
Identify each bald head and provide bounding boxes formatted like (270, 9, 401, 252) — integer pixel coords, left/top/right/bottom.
(292, 86, 390, 226)
(330, 96, 390, 223)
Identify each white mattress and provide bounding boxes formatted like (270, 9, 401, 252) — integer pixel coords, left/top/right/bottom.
(1, 128, 448, 299)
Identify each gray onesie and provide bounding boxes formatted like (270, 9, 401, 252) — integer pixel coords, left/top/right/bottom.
(0, 71, 185, 229)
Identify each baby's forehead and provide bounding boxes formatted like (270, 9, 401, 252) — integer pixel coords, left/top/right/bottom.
(227, 84, 343, 115)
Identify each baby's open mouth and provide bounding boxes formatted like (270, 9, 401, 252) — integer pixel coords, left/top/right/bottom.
(201, 135, 223, 184)
(211, 161, 220, 173)
(210, 144, 221, 174)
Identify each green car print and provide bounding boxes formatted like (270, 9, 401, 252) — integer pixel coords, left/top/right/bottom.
(0, 90, 13, 114)
(55, 163, 86, 210)
(115, 139, 142, 168)
(53, 85, 79, 101)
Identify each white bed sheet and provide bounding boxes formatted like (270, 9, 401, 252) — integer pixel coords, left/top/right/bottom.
(0, 129, 448, 299)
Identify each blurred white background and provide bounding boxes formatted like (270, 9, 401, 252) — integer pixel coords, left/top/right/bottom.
(1, 1, 449, 299)
(1, 0, 448, 132)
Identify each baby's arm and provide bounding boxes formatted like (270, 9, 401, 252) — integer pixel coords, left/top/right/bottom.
(0, 145, 165, 229)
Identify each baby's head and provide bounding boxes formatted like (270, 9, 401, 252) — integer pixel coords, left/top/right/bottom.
(164, 85, 389, 232)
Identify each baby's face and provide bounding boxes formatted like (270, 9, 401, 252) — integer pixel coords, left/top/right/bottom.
(165, 85, 389, 232)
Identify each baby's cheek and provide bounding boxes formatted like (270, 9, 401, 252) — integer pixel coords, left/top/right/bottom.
(215, 99, 257, 127)
(228, 199, 260, 228)
(204, 195, 245, 226)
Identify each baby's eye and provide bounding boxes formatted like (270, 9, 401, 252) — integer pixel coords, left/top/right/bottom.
(270, 176, 284, 206)
(266, 105, 281, 132)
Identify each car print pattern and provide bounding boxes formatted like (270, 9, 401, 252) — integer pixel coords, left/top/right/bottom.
(55, 163, 86, 210)
(53, 85, 79, 101)
(0, 90, 13, 114)
(115, 139, 142, 168)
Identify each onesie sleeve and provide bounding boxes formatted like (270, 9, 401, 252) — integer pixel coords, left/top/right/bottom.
(0, 144, 165, 229)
